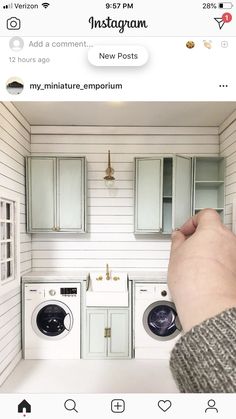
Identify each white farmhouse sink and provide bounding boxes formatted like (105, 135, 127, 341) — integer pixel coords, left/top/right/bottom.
(86, 272, 128, 307)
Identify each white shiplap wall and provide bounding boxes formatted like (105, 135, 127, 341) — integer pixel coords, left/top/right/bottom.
(220, 110, 236, 230)
(31, 125, 219, 272)
(0, 102, 31, 385)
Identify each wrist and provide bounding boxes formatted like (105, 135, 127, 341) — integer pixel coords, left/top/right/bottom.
(176, 297, 236, 333)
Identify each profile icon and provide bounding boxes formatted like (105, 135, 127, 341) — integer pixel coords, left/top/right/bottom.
(9, 36, 24, 52)
(205, 399, 218, 413)
(6, 77, 24, 95)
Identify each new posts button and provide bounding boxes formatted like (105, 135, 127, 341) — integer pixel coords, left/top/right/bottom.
(88, 45, 149, 66)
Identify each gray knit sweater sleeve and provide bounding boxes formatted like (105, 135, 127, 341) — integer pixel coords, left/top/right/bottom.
(170, 307, 236, 393)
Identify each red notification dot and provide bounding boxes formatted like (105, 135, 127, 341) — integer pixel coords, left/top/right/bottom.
(222, 12, 232, 23)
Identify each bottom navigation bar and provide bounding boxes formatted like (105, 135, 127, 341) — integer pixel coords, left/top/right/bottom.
(0, 393, 236, 418)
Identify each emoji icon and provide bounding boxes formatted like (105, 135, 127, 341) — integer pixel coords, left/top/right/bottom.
(203, 40, 212, 49)
(221, 40, 228, 47)
(186, 41, 195, 49)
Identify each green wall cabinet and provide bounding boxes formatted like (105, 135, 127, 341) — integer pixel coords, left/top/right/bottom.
(26, 156, 87, 233)
(134, 155, 192, 234)
(193, 157, 225, 221)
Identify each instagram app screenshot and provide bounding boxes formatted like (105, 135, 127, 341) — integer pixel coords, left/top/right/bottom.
(0, 0, 236, 418)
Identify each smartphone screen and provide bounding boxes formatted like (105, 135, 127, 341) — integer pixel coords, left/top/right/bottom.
(0, 1, 235, 418)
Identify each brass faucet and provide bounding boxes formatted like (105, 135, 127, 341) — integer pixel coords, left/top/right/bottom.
(106, 264, 110, 280)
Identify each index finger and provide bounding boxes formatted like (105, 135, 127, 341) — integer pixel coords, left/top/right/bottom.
(180, 208, 222, 237)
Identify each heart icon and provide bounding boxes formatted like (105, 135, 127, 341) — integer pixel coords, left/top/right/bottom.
(158, 400, 172, 412)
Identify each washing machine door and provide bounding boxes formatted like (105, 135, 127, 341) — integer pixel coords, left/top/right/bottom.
(143, 301, 181, 341)
(32, 300, 73, 340)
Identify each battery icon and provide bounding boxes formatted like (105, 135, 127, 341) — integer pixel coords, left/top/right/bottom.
(219, 2, 233, 8)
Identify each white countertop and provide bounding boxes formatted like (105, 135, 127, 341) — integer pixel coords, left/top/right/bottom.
(21, 271, 88, 282)
(21, 270, 168, 283)
(127, 271, 168, 282)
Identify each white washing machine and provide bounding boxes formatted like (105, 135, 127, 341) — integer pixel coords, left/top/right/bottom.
(24, 282, 81, 360)
(134, 282, 182, 359)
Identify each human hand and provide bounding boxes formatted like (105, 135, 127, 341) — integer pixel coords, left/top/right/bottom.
(168, 209, 236, 332)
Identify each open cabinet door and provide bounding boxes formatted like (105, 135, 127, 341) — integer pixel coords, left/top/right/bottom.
(135, 158, 163, 233)
(173, 155, 192, 229)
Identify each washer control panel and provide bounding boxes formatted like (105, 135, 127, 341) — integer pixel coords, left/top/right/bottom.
(60, 287, 78, 296)
(24, 283, 80, 300)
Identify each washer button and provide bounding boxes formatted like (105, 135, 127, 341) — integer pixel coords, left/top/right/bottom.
(49, 289, 56, 296)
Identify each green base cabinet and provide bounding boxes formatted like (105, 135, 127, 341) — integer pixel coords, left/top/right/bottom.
(85, 308, 131, 359)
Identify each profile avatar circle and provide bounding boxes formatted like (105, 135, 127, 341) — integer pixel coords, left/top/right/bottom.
(9, 36, 24, 51)
(6, 77, 24, 95)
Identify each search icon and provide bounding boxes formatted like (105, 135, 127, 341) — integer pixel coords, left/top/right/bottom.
(64, 399, 78, 413)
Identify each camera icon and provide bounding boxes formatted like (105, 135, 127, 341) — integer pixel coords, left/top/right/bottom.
(7, 17, 21, 30)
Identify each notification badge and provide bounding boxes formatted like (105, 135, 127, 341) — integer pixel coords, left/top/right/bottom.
(214, 12, 232, 28)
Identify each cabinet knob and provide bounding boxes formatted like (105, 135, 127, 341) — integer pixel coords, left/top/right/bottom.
(52, 226, 60, 231)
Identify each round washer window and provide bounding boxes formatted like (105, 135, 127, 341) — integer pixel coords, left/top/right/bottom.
(36, 304, 67, 337)
(32, 300, 73, 340)
(143, 301, 181, 341)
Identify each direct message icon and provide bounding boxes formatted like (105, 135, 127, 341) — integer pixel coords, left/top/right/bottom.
(158, 399, 172, 412)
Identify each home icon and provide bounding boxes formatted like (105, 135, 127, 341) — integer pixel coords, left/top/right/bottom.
(18, 399, 31, 414)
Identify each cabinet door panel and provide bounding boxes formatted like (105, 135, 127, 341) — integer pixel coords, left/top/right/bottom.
(108, 309, 129, 358)
(58, 158, 85, 231)
(27, 157, 56, 231)
(86, 309, 107, 358)
(135, 158, 163, 233)
(173, 155, 192, 228)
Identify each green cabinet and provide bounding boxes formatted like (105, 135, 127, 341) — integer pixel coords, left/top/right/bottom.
(193, 157, 225, 221)
(135, 158, 163, 233)
(85, 309, 107, 358)
(26, 156, 87, 233)
(173, 155, 192, 229)
(134, 155, 192, 234)
(85, 308, 130, 359)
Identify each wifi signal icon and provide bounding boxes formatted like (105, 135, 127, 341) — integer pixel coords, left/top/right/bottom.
(42, 2, 50, 8)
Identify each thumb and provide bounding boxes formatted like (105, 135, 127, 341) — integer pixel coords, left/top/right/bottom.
(171, 229, 186, 252)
